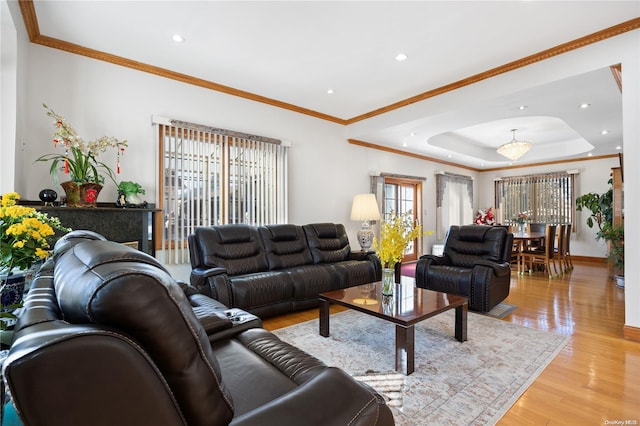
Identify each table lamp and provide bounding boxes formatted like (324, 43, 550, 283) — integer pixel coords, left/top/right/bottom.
(350, 193, 382, 251)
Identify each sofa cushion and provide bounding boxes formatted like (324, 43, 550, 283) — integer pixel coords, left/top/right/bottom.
(53, 240, 234, 426)
(303, 223, 351, 264)
(193, 225, 268, 275)
(229, 271, 295, 314)
(259, 224, 313, 270)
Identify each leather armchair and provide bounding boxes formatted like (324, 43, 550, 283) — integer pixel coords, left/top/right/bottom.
(415, 225, 513, 312)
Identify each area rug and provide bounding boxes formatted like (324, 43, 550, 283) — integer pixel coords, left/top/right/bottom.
(273, 309, 568, 425)
(483, 303, 517, 319)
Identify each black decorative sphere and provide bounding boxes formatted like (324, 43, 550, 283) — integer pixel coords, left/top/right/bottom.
(39, 189, 58, 204)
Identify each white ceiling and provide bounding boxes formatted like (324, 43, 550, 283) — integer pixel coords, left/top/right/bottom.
(31, 1, 639, 168)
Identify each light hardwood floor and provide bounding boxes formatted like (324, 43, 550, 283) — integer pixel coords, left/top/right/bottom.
(262, 261, 640, 425)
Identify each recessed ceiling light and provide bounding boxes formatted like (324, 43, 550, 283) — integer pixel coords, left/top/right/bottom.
(588, 152, 593, 157)
(410, 132, 416, 137)
(402, 142, 408, 147)
(616, 145, 622, 150)
(395, 53, 408, 62)
(519, 105, 528, 110)
(172, 34, 185, 43)
(579, 103, 591, 109)
(327, 89, 334, 94)
(601, 130, 610, 135)
(447, 154, 452, 158)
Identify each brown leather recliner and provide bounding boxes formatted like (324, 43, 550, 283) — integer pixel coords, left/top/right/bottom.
(415, 225, 513, 312)
(3, 231, 394, 426)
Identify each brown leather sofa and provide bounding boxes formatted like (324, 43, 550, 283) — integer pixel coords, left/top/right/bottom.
(3, 231, 394, 426)
(415, 225, 513, 312)
(189, 223, 382, 318)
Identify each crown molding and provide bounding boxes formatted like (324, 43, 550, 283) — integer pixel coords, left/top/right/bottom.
(345, 17, 640, 125)
(19, 1, 640, 126)
(18, 1, 639, 170)
(349, 138, 620, 173)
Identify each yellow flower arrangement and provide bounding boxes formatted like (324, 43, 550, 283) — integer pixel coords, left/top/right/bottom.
(0, 192, 70, 273)
(374, 211, 431, 269)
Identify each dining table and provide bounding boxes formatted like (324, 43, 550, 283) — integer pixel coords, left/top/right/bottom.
(512, 231, 545, 275)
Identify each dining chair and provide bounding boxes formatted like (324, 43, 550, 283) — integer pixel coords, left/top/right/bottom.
(556, 224, 567, 273)
(563, 223, 574, 271)
(528, 222, 546, 250)
(521, 224, 559, 279)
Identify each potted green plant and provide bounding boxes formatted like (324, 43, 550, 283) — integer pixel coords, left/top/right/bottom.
(116, 181, 146, 207)
(575, 179, 613, 231)
(576, 178, 623, 285)
(598, 224, 624, 287)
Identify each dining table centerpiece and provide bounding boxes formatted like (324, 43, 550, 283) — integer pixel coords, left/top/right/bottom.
(36, 104, 128, 207)
(373, 211, 425, 296)
(513, 212, 529, 234)
(0, 192, 70, 314)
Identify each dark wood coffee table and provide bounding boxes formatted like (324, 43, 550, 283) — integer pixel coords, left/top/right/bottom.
(319, 282, 467, 375)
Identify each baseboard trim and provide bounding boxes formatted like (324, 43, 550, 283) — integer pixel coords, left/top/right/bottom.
(572, 255, 607, 263)
(623, 325, 640, 342)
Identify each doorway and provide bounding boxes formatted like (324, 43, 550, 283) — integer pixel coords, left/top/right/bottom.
(383, 177, 422, 262)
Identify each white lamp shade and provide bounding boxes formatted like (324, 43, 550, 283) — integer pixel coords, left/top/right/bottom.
(350, 194, 381, 221)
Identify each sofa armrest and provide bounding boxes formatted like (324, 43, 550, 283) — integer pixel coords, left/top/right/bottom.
(348, 250, 375, 261)
(230, 367, 394, 426)
(190, 267, 234, 306)
(473, 259, 511, 277)
(419, 254, 451, 266)
(5, 323, 186, 426)
(190, 266, 227, 287)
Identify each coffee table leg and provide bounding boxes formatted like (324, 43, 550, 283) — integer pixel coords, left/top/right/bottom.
(455, 302, 468, 342)
(396, 325, 415, 375)
(319, 298, 330, 337)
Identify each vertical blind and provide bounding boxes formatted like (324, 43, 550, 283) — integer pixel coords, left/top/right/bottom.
(494, 172, 574, 226)
(156, 118, 288, 264)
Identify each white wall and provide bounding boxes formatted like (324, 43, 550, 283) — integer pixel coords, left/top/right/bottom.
(21, 43, 476, 263)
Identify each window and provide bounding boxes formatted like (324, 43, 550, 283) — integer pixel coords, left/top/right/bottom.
(494, 172, 574, 226)
(155, 118, 288, 263)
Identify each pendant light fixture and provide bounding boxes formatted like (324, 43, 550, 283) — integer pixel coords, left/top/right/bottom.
(497, 129, 532, 161)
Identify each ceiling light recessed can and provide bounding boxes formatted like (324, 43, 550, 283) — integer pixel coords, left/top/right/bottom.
(616, 146, 622, 150)
(519, 105, 528, 110)
(172, 34, 185, 43)
(327, 89, 334, 94)
(579, 103, 591, 109)
(395, 53, 408, 62)
(601, 130, 610, 135)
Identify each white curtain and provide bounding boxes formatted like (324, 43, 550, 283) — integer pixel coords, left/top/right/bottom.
(436, 173, 473, 240)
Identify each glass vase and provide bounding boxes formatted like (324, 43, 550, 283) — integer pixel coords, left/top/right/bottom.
(382, 267, 395, 296)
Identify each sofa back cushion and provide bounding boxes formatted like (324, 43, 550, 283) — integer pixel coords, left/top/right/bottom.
(54, 240, 234, 426)
(303, 223, 351, 264)
(191, 225, 268, 275)
(259, 224, 313, 270)
(444, 225, 510, 267)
